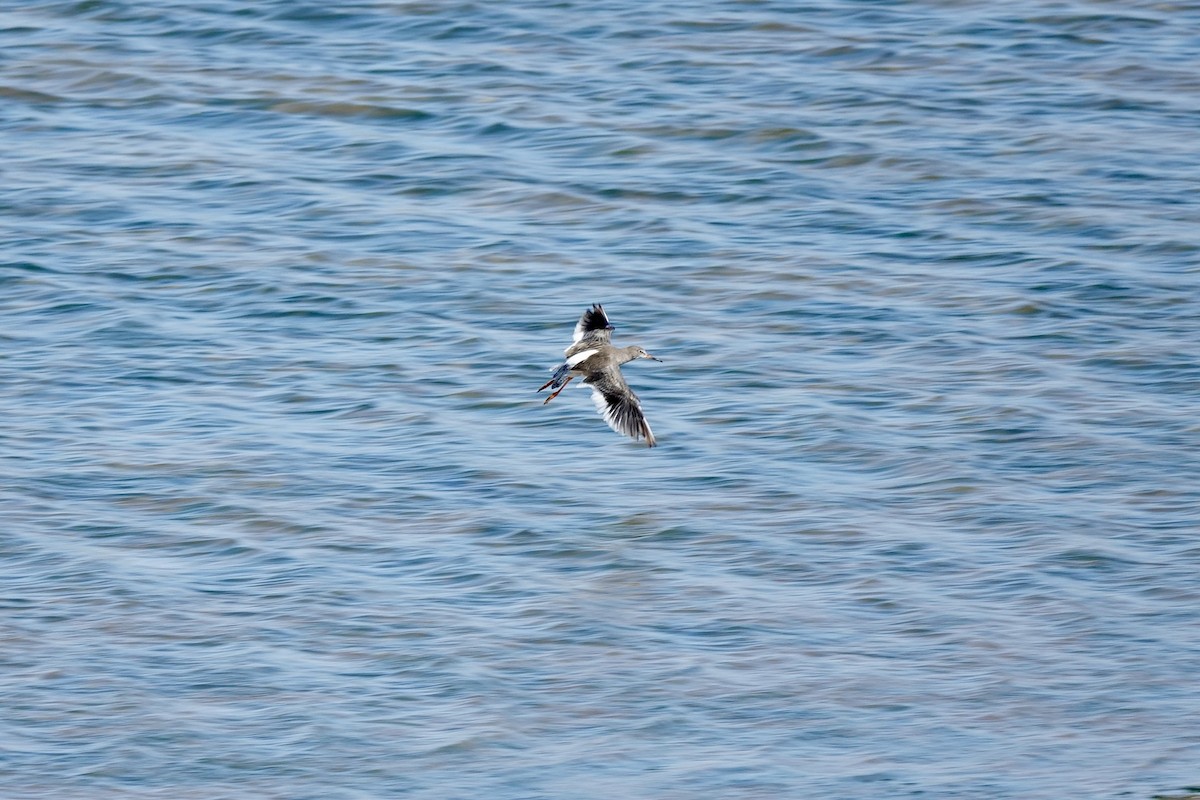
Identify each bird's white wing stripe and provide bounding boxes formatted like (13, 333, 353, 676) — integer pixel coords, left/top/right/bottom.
(565, 348, 599, 367)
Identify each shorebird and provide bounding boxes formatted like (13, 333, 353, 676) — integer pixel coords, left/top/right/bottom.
(538, 304, 661, 447)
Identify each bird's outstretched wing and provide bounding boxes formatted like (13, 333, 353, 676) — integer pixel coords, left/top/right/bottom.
(584, 367, 656, 447)
(572, 303, 615, 344)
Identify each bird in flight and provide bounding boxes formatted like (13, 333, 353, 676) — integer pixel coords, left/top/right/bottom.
(538, 304, 661, 447)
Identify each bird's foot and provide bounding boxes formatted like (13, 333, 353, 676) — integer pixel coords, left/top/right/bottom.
(542, 375, 573, 403)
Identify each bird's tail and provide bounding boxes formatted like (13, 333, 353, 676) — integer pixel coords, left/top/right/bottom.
(537, 363, 571, 393)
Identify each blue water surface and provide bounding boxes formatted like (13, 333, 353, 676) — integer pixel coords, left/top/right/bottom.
(2, 1, 1199, 798)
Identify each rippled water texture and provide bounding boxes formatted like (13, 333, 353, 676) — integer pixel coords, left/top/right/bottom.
(3, 1, 1199, 798)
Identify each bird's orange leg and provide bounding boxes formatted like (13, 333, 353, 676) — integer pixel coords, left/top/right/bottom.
(542, 375, 573, 404)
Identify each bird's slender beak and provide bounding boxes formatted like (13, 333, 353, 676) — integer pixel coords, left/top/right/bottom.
(645, 353, 662, 362)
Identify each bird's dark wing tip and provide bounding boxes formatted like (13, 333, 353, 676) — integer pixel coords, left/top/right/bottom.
(576, 304, 615, 339)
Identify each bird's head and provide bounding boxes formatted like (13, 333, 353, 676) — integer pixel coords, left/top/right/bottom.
(634, 347, 662, 362)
